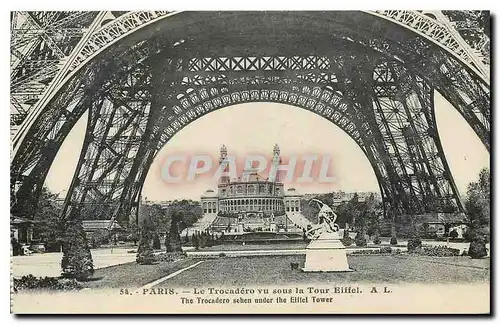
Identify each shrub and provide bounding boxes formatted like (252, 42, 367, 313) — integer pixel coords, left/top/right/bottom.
(193, 235, 199, 250)
(89, 229, 110, 248)
(463, 228, 474, 242)
(351, 250, 373, 255)
(341, 230, 353, 247)
(407, 237, 422, 253)
(341, 236, 353, 246)
(351, 248, 391, 255)
(390, 236, 398, 245)
(355, 233, 367, 247)
(152, 234, 161, 250)
(136, 229, 155, 265)
(449, 229, 459, 239)
(380, 246, 392, 254)
(468, 238, 487, 259)
(61, 219, 94, 280)
(11, 237, 23, 256)
(168, 211, 184, 252)
(373, 235, 381, 245)
(13, 275, 83, 291)
(155, 251, 186, 262)
(426, 227, 438, 239)
(418, 246, 460, 257)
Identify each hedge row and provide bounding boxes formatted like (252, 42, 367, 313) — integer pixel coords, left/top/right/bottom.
(13, 275, 82, 291)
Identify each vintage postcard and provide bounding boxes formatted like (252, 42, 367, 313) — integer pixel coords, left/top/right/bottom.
(10, 10, 490, 314)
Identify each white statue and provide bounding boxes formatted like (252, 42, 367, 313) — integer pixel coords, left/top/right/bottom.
(305, 199, 340, 239)
(302, 198, 351, 272)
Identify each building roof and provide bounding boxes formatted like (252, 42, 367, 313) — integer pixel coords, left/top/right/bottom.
(201, 189, 218, 198)
(230, 171, 269, 183)
(11, 216, 37, 225)
(285, 188, 301, 196)
(82, 220, 123, 231)
(419, 213, 468, 224)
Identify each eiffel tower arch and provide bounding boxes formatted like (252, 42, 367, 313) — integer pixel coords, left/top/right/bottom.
(10, 11, 490, 229)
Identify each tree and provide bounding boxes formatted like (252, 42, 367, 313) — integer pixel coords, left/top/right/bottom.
(165, 200, 203, 228)
(31, 188, 64, 251)
(407, 237, 422, 253)
(166, 210, 184, 252)
(468, 234, 488, 259)
(136, 221, 155, 265)
(465, 168, 490, 234)
(355, 232, 367, 247)
(465, 168, 490, 258)
(126, 222, 140, 245)
(141, 204, 169, 236)
(11, 236, 23, 256)
(341, 228, 353, 246)
(89, 229, 110, 249)
(192, 234, 199, 250)
(60, 218, 94, 280)
(152, 233, 161, 250)
(366, 196, 381, 237)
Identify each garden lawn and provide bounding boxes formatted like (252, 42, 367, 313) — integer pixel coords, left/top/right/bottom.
(155, 254, 490, 288)
(80, 258, 200, 289)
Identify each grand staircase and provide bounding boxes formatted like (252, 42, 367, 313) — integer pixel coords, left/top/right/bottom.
(181, 213, 217, 235)
(285, 211, 312, 230)
(182, 211, 313, 235)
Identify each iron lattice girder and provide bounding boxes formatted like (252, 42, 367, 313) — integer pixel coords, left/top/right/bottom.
(10, 11, 99, 127)
(370, 61, 462, 213)
(60, 67, 153, 222)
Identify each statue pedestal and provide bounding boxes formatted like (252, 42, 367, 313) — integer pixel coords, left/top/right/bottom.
(302, 231, 352, 272)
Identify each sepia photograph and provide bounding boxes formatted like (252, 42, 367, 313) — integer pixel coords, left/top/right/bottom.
(9, 10, 491, 314)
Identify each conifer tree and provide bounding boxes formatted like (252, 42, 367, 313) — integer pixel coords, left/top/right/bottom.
(136, 221, 155, 264)
(61, 218, 94, 280)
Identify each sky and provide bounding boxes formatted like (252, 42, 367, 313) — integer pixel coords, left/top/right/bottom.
(44, 91, 489, 201)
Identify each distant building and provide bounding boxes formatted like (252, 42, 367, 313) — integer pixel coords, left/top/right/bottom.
(11, 215, 34, 245)
(82, 220, 124, 237)
(199, 145, 303, 234)
(419, 213, 469, 238)
(332, 191, 381, 206)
